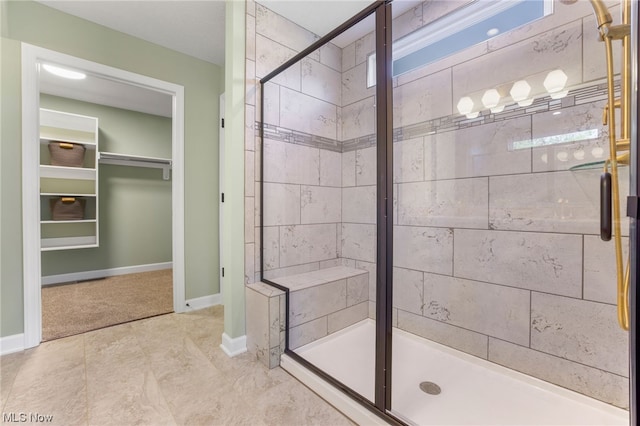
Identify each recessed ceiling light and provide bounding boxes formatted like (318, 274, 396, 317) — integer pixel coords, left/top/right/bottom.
(43, 64, 86, 80)
(486, 28, 500, 37)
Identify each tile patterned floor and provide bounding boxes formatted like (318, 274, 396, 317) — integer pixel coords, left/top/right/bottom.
(0, 306, 353, 425)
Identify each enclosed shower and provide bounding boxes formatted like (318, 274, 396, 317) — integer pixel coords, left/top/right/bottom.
(254, 0, 638, 424)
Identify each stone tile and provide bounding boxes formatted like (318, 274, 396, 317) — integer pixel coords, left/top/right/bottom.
(531, 100, 610, 172)
(246, 104, 255, 151)
(272, 266, 366, 291)
(342, 62, 375, 107)
(300, 185, 341, 225)
(246, 150, 255, 196)
(393, 226, 454, 275)
(268, 294, 282, 349)
(397, 178, 489, 229)
(356, 260, 376, 302)
(301, 58, 341, 105)
(328, 302, 369, 334)
(452, 20, 583, 101)
(355, 146, 376, 186)
(84, 325, 175, 426)
(289, 317, 328, 350)
(397, 310, 488, 359)
(347, 273, 369, 306)
(342, 185, 376, 224)
(319, 258, 342, 269)
(422, 0, 472, 26)
(342, 41, 356, 72)
(262, 261, 320, 282)
(454, 229, 583, 298)
(355, 31, 375, 65)
(255, 35, 301, 90)
(261, 226, 280, 270)
(246, 14, 256, 61)
(392, 4, 423, 41)
(393, 267, 424, 315)
(393, 137, 424, 183)
(279, 224, 337, 267)
(246, 243, 256, 284)
(319, 149, 341, 187)
(246, 59, 257, 107)
(341, 223, 376, 263)
(280, 87, 338, 139)
(0, 351, 26, 409)
(341, 150, 356, 187)
(584, 235, 629, 305)
(263, 138, 320, 185)
(394, 68, 452, 128)
(263, 81, 280, 126)
(256, 3, 319, 54)
(531, 292, 628, 377)
(489, 338, 629, 409)
(583, 4, 622, 82)
(423, 273, 530, 346)
(489, 170, 604, 234)
(320, 42, 342, 72)
(246, 286, 271, 365)
(3, 336, 87, 426)
(423, 117, 532, 180)
(263, 183, 300, 226)
(342, 96, 376, 141)
(245, 196, 255, 243)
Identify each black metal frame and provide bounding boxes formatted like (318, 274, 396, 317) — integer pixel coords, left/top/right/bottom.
(259, 0, 639, 424)
(259, 1, 404, 424)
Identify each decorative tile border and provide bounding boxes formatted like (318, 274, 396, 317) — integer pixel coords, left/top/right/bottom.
(258, 80, 613, 154)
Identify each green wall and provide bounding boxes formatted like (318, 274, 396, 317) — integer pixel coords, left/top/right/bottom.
(40, 95, 172, 277)
(1, 0, 222, 337)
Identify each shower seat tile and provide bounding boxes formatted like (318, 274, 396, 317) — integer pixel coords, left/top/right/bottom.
(531, 292, 629, 377)
(489, 170, 612, 234)
(397, 178, 488, 229)
(328, 301, 368, 334)
(346, 273, 369, 306)
(489, 338, 629, 409)
(583, 235, 629, 305)
(393, 226, 454, 276)
(289, 279, 347, 327)
(397, 310, 488, 359)
(453, 229, 582, 297)
(290, 317, 328, 350)
(423, 273, 531, 346)
(423, 116, 531, 180)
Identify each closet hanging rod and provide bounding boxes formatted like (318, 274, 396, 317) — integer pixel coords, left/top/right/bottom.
(98, 151, 172, 180)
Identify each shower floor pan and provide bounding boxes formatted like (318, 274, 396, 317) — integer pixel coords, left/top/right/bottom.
(290, 319, 627, 426)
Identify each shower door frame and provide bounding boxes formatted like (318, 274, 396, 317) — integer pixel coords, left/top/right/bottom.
(258, 0, 400, 423)
(258, 0, 639, 424)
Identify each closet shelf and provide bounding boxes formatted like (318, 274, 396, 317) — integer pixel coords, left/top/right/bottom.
(98, 151, 172, 180)
(41, 219, 97, 225)
(40, 165, 96, 180)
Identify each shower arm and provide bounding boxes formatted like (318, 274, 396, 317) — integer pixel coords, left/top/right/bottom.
(590, 0, 631, 330)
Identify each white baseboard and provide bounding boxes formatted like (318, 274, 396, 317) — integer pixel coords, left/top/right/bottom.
(0, 334, 25, 356)
(41, 262, 173, 286)
(220, 332, 247, 357)
(185, 293, 222, 311)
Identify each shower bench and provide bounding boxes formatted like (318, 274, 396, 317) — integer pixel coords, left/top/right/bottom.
(246, 266, 369, 368)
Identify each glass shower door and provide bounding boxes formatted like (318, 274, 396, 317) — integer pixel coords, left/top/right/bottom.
(389, 0, 633, 424)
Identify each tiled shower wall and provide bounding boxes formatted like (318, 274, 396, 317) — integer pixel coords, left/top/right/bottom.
(245, 0, 629, 408)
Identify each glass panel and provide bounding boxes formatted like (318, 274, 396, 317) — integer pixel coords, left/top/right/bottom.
(260, 12, 378, 403)
(390, 0, 631, 423)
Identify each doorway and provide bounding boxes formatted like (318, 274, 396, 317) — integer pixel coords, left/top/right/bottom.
(21, 44, 186, 348)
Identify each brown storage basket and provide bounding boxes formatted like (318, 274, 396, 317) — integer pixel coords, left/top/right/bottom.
(48, 142, 86, 167)
(50, 197, 86, 221)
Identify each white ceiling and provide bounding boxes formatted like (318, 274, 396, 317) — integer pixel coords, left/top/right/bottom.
(34, 0, 420, 117)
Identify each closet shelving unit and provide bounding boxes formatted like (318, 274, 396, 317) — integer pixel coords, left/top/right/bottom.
(39, 108, 99, 251)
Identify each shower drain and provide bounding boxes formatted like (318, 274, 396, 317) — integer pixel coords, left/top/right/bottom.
(419, 381, 441, 395)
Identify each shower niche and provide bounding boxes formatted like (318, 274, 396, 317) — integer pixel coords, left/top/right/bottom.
(251, 0, 636, 424)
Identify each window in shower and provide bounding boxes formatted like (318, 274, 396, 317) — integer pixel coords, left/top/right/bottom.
(366, 0, 553, 87)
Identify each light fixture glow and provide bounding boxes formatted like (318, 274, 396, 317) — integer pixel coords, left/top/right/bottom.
(481, 89, 501, 109)
(465, 112, 480, 119)
(490, 105, 505, 113)
(556, 151, 569, 162)
(456, 96, 475, 115)
(549, 90, 569, 100)
(510, 80, 531, 102)
(486, 27, 500, 37)
(43, 64, 86, 80)
(591, 146, 604, 158)
(517, 98, 534, 107)
(573, 149, 585, 160)
(543, 69, 568, 93)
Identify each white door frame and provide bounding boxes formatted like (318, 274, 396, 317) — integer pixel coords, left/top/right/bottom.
(219, 93, 225, 298)
(21, 43, 186, 348)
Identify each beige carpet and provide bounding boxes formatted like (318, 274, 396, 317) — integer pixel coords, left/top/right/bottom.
(42, 269, 173, 341)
